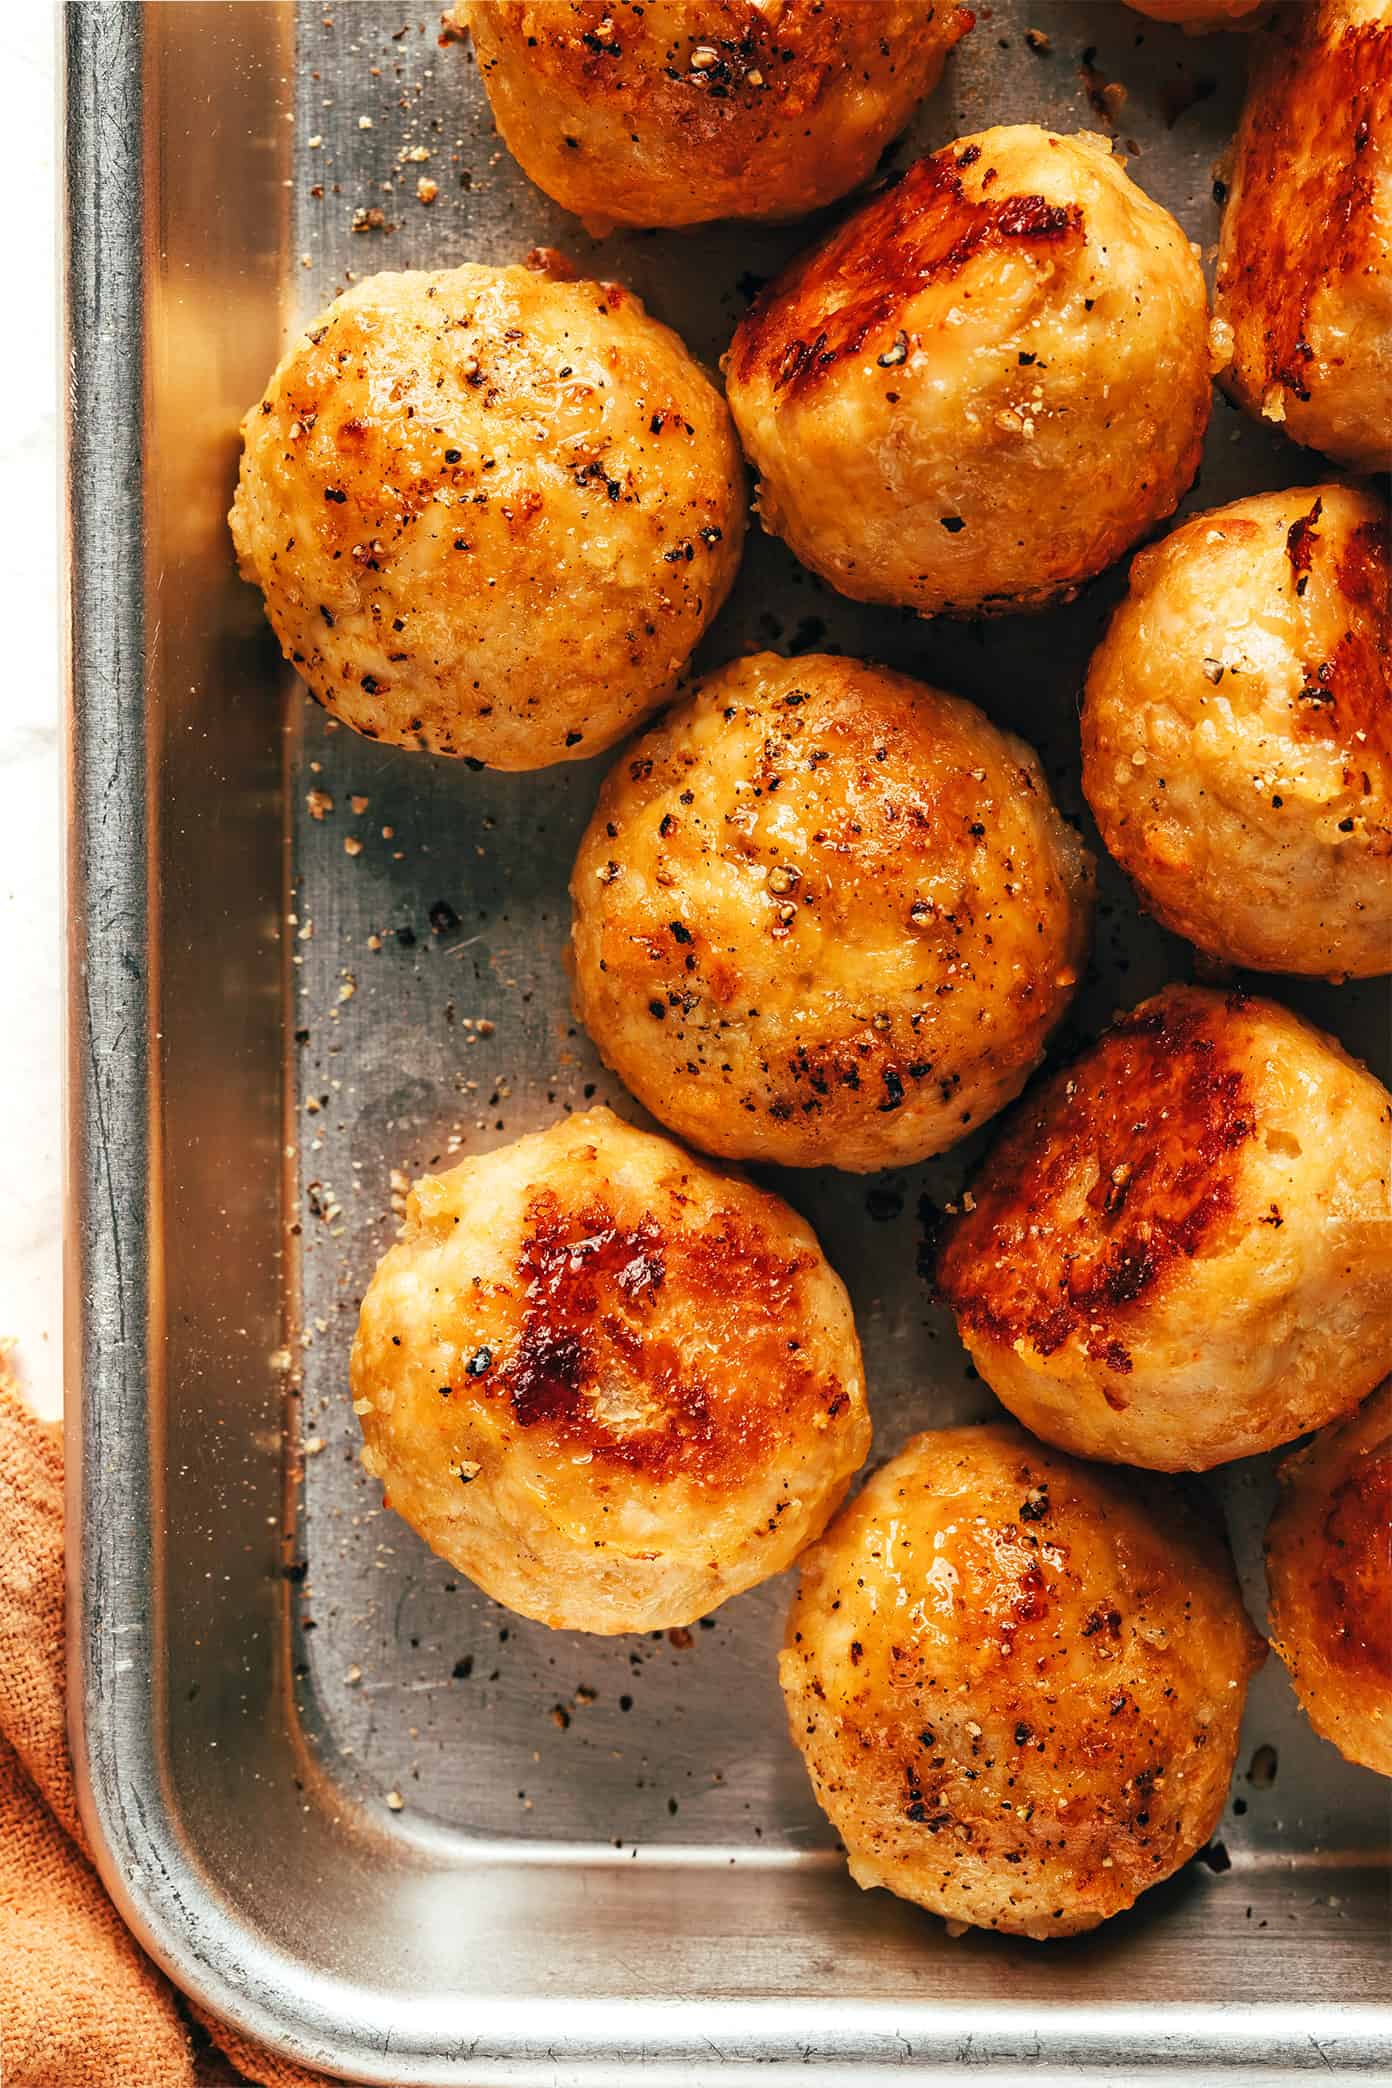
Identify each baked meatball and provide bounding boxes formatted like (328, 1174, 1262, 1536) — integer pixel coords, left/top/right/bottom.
(1213, 0, 1392, 471)
(1082, 484, 1392, 981)
(350, 1109, 869, 1633)
(461, 1, 972, 235)
(937, 985, 1392, 1472)
(1124, 0, 1265, 27)
(1267, 1379, 1392, 1776)
(782, 1425, 1264, 1939)
(230, 264, 744, 769)
(724, 127, 1211, 618)
(569, 653, 1093, 1172)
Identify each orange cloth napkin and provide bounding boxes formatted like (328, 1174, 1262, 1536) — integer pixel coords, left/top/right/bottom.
(0, 1356, 354, 2088)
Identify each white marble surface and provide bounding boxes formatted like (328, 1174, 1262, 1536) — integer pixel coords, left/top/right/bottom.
(2, 9, 61, 1419)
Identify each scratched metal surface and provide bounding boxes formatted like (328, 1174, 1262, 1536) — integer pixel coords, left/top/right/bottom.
(70, 3, 1390, 2082)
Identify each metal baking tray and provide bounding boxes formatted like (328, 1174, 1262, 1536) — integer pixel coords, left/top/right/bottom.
(66, 3, 1391, 2080)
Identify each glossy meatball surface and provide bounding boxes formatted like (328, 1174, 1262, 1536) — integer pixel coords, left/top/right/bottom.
(937, 986, 1392, 1471)
(782, 1425, 1264, 1939)
(570, 653, 1093, 1171)
(1267, 1379, 1392, 1776)
(351, 1109, 869, 1633)
(1213, 0, 1392, 470)
(724, 127, 1211, 618)
(230, 264, 744, 769)
(462, 0, 971, 234)
(1082, 485, 1392, 980)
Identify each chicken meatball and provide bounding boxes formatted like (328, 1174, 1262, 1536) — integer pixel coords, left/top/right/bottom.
(936, 986, 1392, 1472)
(1124, 0, 1265, 27)
(1213, 0, 1392, 471)
(230, 264, 744, 769)
(1267, 1379, 1392, 1776)
(724, 127, 1211, 618)
(350, 1109, 869, 1633)
(569, 653, 1093, 1172)
(1082, 485, 1392, 981)
(781, 1425, 1264, 1939)
(460, 1, 972, 235)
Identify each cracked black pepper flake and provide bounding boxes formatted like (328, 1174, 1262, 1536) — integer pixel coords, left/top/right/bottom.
(878, 1067, 905, 1112)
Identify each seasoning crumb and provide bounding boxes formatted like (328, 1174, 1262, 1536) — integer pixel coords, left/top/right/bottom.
(384, 1788, 404, 1810)
(416, 176, 439, 204)
(344, 835, 364, 857)
(358, 114, 374, 130)
(345, 1664, 363, 1686)
(1248, 1743, 1278, 1790)
(307, 787, 334, 820)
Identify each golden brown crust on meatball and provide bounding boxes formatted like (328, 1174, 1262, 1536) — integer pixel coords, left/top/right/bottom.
(1081, 484, 1392, 980)
(936, 986, 1392, 1471)
(724, 127, 1211, 618)
(1124, 0, 1265, 26)
(569, 652, 1093, 1171)
(1213, 0, 1392, 470)
(461, 0, 971, 234)
(781, 1425, 1264, 1939)
(351, 1109, 869, 1632)
(1267, 1380, 1392, 1775)
(229, 265, 744, 770)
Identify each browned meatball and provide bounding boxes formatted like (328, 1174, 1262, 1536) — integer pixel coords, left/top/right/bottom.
(937, 986, 1392, 1471)
(782, 1424, 1264, 1939)
(352, 1109, 869, 1633)
(724, 126, 1212, 618)
(569, 652, 1092, 1171)
(460, 1, 971, 234)
(1267, 1380, 1392, 1775)
(1081, 484, 1392, 980)
(231, 265, 744, 769)
(1213, 0, 1392, 470)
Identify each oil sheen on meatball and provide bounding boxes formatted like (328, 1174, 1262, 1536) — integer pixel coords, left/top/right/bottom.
(1082, 484, 1392, 980)
(1267, 1379, 1392, 1776)
(350, 1109, 869, 1633)
(781, 1425, 1264, 1939)
(936, 985, 1392, 1471)
(569, 652, 1093, 1171)
(230, 264, 744, 769)
(1213, 0, 1392, 470)
(724, 126, 1212, 618)
(460, 0, 972, 234)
